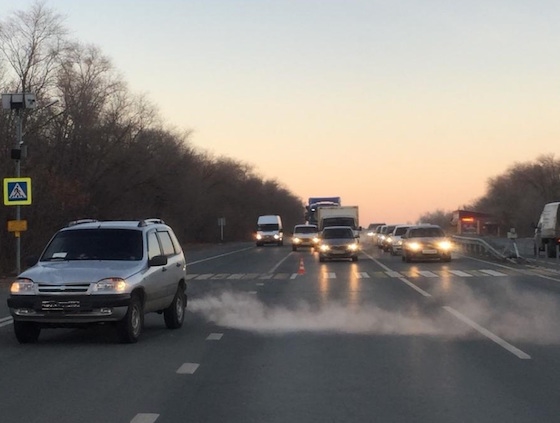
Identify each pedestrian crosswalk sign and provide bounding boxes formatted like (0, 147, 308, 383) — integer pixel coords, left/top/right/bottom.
(3, 178, 32, 205)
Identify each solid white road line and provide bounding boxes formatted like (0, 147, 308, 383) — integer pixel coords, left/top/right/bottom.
(268, 253, 293, 274)
(176, 363, 200, 374)
(443, 306, 531, 360)
(0, 317, 13, 327)
(398, 278, 432, 297)
(130, 413, 159, 423)
(187, 246, 254, 266)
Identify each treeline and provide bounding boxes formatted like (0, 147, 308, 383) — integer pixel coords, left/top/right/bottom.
(418, 154, 560, 237)
(0, 3, 303, 272)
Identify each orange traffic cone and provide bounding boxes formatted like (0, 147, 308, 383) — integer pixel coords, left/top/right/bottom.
(298, 258, 305, 275)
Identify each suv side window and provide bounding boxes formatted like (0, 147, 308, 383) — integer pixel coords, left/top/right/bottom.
(147, 231, 162, 259)
(158, 230, 176, 256)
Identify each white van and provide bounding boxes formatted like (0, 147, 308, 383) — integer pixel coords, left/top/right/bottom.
(256, 215, 283, 246)
(534, 202, 560, 257)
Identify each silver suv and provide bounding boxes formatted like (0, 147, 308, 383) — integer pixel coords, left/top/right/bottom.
(7, 219, 188, 343)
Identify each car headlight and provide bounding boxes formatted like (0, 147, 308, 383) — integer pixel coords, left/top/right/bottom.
(256, 234, 262, 240)
(438, 240, 452, 251)
(10, 279, 35, 295)
(93, 278, 127, 293)
(320, 245, 330, 252)
(386, 237, 393, 244)
(367, 232, 374, 237)
(293, 238, 301, 244)
(397, 240, 403, 246)
(312, 237, 320, 244)
(274, 234, 280, 239)
(348, 243, 359, 251)
(408, 242, 422, 251)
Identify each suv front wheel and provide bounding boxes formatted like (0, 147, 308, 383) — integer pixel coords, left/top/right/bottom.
(14, 321, 41, 344)
(116, 294, 144, 343)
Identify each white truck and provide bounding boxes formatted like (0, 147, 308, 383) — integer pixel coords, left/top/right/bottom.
(534, 202, 560, 257)
(317, 206, 360, 235)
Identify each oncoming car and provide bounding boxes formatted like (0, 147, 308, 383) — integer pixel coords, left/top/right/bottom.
(401, 224, 453, 262)
(318, 226, 359, 262)
(7, 219, 188, 344)
(291, 224, 319, 251)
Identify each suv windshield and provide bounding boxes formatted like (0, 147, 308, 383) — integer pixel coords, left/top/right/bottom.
(322, 228, 354, 239)
(409, 227, 445, 238)
(41, 229, 143, 261)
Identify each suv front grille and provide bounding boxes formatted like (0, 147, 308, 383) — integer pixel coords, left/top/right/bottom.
(38, 283, 90, 294)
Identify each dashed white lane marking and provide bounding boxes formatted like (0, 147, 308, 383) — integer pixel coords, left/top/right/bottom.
(248, 291, 258, 295)
(206, 333, 223, 341)
(448, 270, 473, 277)
(398, 278, 432, 297)
(417, 270, 438, 278)
(323, 272, 336, 279)
(386, 271, 403, 278)
(130, 413, 159, 423)
(195, 273, 213, 280)
(259, 274, 274, 279)
(227, 274, 244, 280)
(356, 272, 370, 278)
(290, 273, 298, 279)
(443, 306, 531, 360)
(0, 317, 13, 328)
(479, 269, 507, 277)
(176, 363, 200, 374)
(256, 282, 265, 286)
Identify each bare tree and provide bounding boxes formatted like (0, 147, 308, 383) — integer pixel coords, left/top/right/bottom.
(0, 1, 68, 95)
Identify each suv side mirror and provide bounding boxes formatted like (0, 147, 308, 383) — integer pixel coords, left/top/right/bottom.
(149, 255, 168, 267)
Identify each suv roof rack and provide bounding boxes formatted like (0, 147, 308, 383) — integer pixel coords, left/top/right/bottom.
(67, 219, 99, 227)
(138, 218, 165, 227)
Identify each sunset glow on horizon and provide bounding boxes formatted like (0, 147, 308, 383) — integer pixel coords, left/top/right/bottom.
(3, 0, 560, 225)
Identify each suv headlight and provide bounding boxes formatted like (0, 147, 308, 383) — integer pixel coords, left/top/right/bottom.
(93, 278, 127, 293)
(348, 243, 359, 251)
(293, 237, 301, 244)
(256, 234, 262, 240)
(10, 279, 35, 295)
(320, 245, 330, 252)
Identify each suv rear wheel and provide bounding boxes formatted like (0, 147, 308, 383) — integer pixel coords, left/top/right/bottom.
(164, 286, 186, 329)
(116, 294, 144, 343)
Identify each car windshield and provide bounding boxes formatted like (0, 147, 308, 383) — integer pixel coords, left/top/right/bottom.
(409, 227, 445, 238)
(295, 227, 317, 234)
(41, 229, 143, 261)
(322, 228, 354, 239)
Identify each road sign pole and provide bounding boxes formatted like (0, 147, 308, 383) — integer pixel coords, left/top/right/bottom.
(15, 108, 21, 275)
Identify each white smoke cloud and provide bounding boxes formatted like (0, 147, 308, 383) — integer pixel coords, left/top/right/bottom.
(190, 289, 560, 345)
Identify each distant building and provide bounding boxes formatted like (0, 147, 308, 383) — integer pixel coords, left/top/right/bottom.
(451, 210, 499, 236)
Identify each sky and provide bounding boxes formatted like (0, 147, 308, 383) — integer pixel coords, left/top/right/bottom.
(2, 0, 560, 225)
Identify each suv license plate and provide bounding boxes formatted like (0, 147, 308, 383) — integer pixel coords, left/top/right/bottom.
(42, 300, 81, 310)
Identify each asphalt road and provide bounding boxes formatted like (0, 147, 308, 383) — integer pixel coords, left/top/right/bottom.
(2, 238, 560, 422)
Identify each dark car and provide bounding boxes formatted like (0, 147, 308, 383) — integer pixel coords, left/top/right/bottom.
(318, 226, 359, 262)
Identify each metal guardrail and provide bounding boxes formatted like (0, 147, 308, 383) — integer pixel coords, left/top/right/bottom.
(451, 235, 512, 262)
